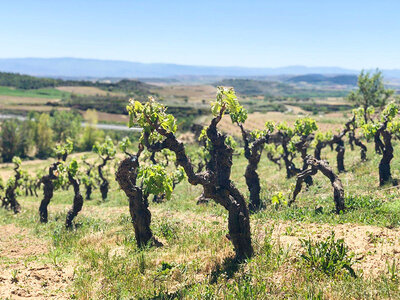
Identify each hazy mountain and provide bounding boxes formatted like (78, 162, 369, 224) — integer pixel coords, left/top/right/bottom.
(0, 57, 358, 79)
(0, 57, 399, 79)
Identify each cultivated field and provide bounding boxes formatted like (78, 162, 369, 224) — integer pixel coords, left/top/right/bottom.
(56, 86, 123, 97)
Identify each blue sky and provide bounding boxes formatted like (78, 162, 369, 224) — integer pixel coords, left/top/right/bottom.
(0, 0, 399, 69)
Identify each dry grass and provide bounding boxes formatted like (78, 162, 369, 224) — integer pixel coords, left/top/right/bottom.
(0, 95, 58, 105)
(81, 110, 129, 124)
(155, 85, 217, 103)
(0, 104, 70, 112)
(56, 86, 123, 97)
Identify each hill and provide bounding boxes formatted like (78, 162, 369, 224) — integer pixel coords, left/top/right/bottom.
(287, 74, 358, 85)
(214, 78, 349, 98)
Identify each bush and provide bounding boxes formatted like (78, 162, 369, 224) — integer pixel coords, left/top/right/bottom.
(345, 195, 383, 210)
(300, 232, 356, 277)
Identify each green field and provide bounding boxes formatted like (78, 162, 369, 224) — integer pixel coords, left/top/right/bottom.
(0, 86, 69, 99)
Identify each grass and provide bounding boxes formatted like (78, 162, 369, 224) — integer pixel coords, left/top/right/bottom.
(0, 86, 69, 99)
(1, 141, 400, 298)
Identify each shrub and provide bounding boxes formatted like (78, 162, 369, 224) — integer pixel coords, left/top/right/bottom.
(345, 195, 383, 210)
(300, 232, 356, 277)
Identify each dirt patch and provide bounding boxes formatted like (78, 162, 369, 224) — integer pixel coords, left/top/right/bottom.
(0, 224, 73, 299)
(0, 224, 47, 259)
(255, 220, 400, 277)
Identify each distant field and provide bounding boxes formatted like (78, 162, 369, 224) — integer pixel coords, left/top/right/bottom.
(0, 104, 70, 113)
(56, 86, 123, 97)
(155, 84, 217, 102)
(217, 110, 348, 137)
(82, 110, 129, 124)
(0, 95, 56, 105)
(0, 86, 68, 99)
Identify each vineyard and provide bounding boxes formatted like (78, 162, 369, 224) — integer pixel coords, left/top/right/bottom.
(1, 71, 400, 299)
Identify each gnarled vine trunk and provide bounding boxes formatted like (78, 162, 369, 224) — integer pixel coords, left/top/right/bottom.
(353, 135, 367, 161)
(144, 111, 253, 260)
(314, 141, 324, 160)
(277, 133, 300, 179)
(98, 157, 110, 201)
(65, 172, 84, 228)
(266, 152, 282, 169)
(39, 162, 60, 223)
(374, 132, 383, 154)
(335, 140, 345, 173)
(295, 137, 313, 186)
(290, 156, 345, 214)
(116, 151, 162, 248)
(238, 124, 268, 212)
(4, 166, 21, 214)
(377, 129, 393, 186)
(85, 184, 93, 200)
(3, 187, 21, 213)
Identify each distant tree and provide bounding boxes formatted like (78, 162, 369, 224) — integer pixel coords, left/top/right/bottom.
(17, 119, 36, 158)
(50, 111, 81, 143)
(80, 109, 104, 151)
(348, 70, 394, 123)
(36, 114, 54, 158)
(0, 120, 20, 162)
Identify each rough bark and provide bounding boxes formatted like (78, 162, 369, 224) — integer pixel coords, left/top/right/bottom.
(98, 157, 110, 201)
(276, 132, 300, 178)
(266, 152, 282, 169)
(375, 122, 394, 186)
(314, 141, 324, 160)
(348, 131, 355, 150)
(374, 132, 383, 154)
(3, 165, 22, 214)
(65, 171, 84, 228)
(335, 140, 345, 173)
(295, 136, 314, 186)
(238, 124, 268, 212)
(290, 156, 345, 214)
(353, 135, 367, 161)
(85, 184, 93, 200)
(329, 128, 349, 173)
(143, 109, 253, 260)
(38, 162, 60, 223)
(83, 162, 96, 200)
(115, 148, 162, 247)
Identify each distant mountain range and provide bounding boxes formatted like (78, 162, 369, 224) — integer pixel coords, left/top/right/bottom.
(1, 57, 400, 79)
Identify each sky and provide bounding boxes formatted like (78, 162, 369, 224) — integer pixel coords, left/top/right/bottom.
(0, 0, 399, 69)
